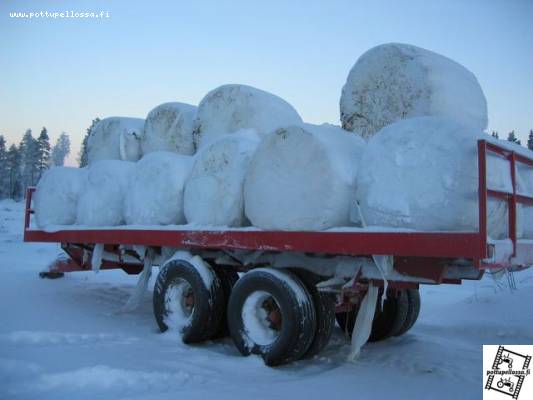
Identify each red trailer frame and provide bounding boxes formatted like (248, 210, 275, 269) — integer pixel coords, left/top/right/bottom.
(23, 140, 533, 284)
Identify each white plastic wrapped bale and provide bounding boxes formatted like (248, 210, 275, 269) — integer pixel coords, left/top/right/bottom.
(87, 117, 144, 164)
(184, 130, 260, 227)
(340, 43, 488, 138)
(76, 160, 135, 226)
(193, 84, 303, 149)
(124, 152, 192, 225)
(141, 102, 197, 155)
(34, 167, 87, 228)
(244, 123, 366, 231)
(355, 116, 515, 239)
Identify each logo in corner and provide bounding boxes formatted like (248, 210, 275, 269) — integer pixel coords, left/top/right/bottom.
(484, 345, 532, 399)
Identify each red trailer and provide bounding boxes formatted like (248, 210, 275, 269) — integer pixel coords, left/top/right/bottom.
(24, 140, 533, 366)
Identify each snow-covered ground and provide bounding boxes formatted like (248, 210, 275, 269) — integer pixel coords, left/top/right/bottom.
(1, 199, 532, 400)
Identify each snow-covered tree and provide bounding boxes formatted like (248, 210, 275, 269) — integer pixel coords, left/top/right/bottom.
(20, 129, 39, 190)
(7, 144, 22, 200)
(0, 135, 9, 199)
(36, 127, 51, 180)
(507, 130, 521, 145)
(491, 131, 499, 139)
(79, 118, 100, 167)
(51, 132, 71, 166)
(528, 130, 533, 151)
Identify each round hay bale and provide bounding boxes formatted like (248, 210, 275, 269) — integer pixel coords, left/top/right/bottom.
(244, 123, 366, 231)
(340, 43, 488, 138)
(355, 116, 514, 239)
(194, 84, 302, 149)
(184, 130, 260, 226)
(76, 160, 135, 226)
(34, 167, 87, 228)
(141, 102, 197, 156)
(87, 117, 144, 164)
(124, 152, 192, 225)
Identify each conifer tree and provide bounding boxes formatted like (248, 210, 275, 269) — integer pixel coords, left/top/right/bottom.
(7, 144, 22, 200)
(51, 132, 71, 166)
(0, 135, 9, 198)
(36, 127, 51, 180)
(79, 118, 100, 167)
(507, 130, 521, 145)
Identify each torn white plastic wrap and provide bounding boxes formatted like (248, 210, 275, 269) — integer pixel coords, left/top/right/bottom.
(193, 84, 302, 149)
(340, 43, 488, 138)
(348, 284, 379, 361)
(76, 160, 134, 226)
(87, 117, 144, 164)
(355, 116, 518, 239)
(120, 249, 154, 312)
(124, 152, 193, 225)
(34, 166, 88, 228)
(141, 102, 197, 156)
(184, 130, 260, 227)
(244, 123, 366, 230)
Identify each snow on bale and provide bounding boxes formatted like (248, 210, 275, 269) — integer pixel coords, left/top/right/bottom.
(124, 152, 193, 225)
(34, 167, 87, 228)
(87, 117, 144, 164)
(355, 116, 516, 239)
(340, 43, 488, 138)
(141, 102, 197, 156)
(193, 84, 303, 149)
(184, 129, 260, 227)
(76, 160, 135, 226)
(244, 123, 366, 231)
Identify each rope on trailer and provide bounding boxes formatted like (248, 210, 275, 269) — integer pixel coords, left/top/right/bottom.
(119, 248, 155, 312)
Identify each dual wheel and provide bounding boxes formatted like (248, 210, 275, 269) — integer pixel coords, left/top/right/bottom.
(153, 259, 335, 366)
(336, 287, 421, 341)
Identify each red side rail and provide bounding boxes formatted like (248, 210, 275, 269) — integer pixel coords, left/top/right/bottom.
(478, 140, 533, 258)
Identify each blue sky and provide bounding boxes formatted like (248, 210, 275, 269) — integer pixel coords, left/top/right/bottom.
(0, 0, 532, 164)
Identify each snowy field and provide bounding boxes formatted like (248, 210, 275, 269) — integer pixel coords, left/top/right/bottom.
(1, 199, 532, 400)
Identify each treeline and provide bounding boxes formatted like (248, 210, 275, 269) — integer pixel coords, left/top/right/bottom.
(0, 128, 71, 200)
(492, 129, 533, 150)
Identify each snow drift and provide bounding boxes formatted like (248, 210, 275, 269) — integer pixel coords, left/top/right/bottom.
(124, 152, 192, 225)
(193, 84, 303, 149)
(355, 116, 515, 238)
(340, 43, 488, 138)
(244, 123, 366, 231)
(34, 167, 87, 228)
(76, 160, 135, 226)
(184, 130, 260, 227)
(87, 117, 144, 164)
(141, 102, 197, 156)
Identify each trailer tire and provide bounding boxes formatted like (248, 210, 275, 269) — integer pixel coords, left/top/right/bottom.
(336, 288, 410, 342)
(393, 288, 421, 336)
(370, 289, 409, 341)
(291, 269, 335, 358)
(153, 258, 224, 343)
(227, 268, 316, 366)
(211, 267, 239, 339)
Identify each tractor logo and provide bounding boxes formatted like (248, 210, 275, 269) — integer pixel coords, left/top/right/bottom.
(484, 346, 531, 399)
